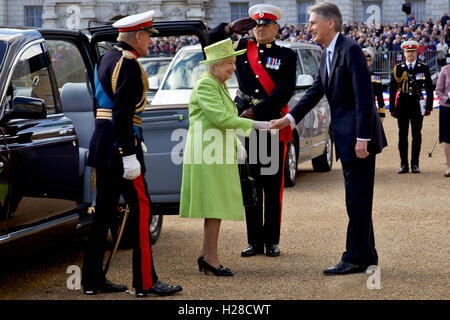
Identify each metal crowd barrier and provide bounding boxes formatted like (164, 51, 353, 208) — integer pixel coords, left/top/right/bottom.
(370, 50, 439, 80)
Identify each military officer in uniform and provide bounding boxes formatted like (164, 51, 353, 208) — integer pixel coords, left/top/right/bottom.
(363, 48, 385, 122)
(81, 10, 182, 297)
(389, 40, 433, 174)
(208, 4, 297, 257)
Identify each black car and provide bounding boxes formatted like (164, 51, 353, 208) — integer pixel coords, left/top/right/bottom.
(0, 22, 208, 247)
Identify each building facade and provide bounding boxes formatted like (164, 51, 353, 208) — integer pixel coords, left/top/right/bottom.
(0, 0, 449, 30)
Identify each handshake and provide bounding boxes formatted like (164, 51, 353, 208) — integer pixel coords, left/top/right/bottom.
(237, 118, 291, 161)
(251, 118, 291, 131)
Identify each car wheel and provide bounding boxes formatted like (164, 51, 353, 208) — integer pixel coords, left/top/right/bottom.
(312, 131, 333, 172)
(111, 207, 163, 247)
(284, 139, 298, 188)
(149, 215, 163, 245)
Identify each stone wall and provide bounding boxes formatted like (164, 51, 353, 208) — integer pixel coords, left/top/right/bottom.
(1, 0, 449, 30)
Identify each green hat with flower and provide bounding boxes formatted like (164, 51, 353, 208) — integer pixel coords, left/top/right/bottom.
(200, 38, 246, 64)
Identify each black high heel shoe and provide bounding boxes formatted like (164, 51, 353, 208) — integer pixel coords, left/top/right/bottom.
(197, 256, 204, 272)
(197, 257, 233, 276)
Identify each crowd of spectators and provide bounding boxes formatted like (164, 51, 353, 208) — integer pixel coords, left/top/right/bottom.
(147, 13, 450, 67)
(147, 35, 200, 56)
(273, 13, 450, 67)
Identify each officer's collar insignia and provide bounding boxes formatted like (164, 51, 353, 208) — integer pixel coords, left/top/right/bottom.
(256, 42, 273, 48)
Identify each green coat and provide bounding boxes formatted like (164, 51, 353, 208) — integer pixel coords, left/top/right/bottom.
(179, 72, 253, 220)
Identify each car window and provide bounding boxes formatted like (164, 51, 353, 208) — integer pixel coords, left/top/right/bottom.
(299, 48, 320, 77)
(10, 43, 57, 114)
(46, 40, 87, 91)
(295, 50, 303, 79)
(162, 46, 238, 90)
(138, 57, 171, 84)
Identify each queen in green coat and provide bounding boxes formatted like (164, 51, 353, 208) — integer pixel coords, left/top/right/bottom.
(179, 39, 270, 276)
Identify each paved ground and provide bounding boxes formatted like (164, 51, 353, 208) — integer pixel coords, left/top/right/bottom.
(0, 112, 448, 300)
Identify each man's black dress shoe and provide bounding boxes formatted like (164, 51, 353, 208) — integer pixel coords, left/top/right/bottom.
(265, 244, 280, 257)
(445, 172, 450, 177)
(398, 165, 409, 174)
(136, 280, 183, 297)
(83, 280, 128, 295)
(323, 261, 369, 275)
(411, 165, 420, 173)
(241, 244, 264, 257)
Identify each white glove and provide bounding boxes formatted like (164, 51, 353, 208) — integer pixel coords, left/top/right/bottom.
(141, 141, 148, 154)
(122, 154, 141, 180)
(252, 120, 270, 130)
(237, 144, 247, 161)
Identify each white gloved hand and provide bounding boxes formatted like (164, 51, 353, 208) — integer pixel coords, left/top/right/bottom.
(141, 141, 148, 154)
(252, 120, 270, 130)
(237, 144, 247, 161)
(122, 154, 141, 180)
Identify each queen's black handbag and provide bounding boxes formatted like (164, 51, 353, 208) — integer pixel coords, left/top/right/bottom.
(239, 159, 259, 208)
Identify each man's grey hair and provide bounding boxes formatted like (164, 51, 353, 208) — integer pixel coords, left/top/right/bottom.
(309, 1, 343, 32)
(117, 31, 137, 42)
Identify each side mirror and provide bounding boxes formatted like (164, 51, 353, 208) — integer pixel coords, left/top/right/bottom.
(148, 76, 159, 91)
(296, 74, 314, 90)
(3, 96, 47, 120)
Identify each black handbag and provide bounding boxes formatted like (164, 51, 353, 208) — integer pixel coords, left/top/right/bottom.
(239, 159, 259, 208)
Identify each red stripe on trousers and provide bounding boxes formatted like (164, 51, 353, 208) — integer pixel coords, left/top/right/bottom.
(133, 174, 153, 290)
(279, 143, 287, 230)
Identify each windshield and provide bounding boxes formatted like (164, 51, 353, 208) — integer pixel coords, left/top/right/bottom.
(161, 46, 238, 90)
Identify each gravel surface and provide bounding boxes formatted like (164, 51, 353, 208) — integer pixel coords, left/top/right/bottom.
(0, 112, 448, 300)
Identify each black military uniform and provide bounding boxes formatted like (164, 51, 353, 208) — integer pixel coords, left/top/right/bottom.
(363, 49, 385, 119)
(209, 10, 297, 257)
(389, 43, 433, 173)
(82, 12, 182, 297)
(370, 71, 385, 119)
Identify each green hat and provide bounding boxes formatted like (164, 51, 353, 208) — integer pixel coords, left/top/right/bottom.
(200, 38, 246, 64)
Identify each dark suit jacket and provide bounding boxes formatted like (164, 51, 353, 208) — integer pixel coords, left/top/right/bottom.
(289, 34, 387, 163)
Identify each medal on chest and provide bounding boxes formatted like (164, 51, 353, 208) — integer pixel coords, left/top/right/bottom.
(371, 75, 381, 83)
(415, 72, 425, 80)
(266, 57, 281, 70)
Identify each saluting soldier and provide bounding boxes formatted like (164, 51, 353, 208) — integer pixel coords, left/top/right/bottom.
(82, 10, 182, 297)
(363, 48, 385, 122)
(389, 40, 433, 174)
(209, 4, 297, 258)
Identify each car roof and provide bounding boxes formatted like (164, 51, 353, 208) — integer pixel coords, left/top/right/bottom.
(276, 40, 322, 51)
(0, 27, 42, 42)
(139, 56, 173, 61)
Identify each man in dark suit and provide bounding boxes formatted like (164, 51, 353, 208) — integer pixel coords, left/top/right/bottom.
(270, 1, 387, 275)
